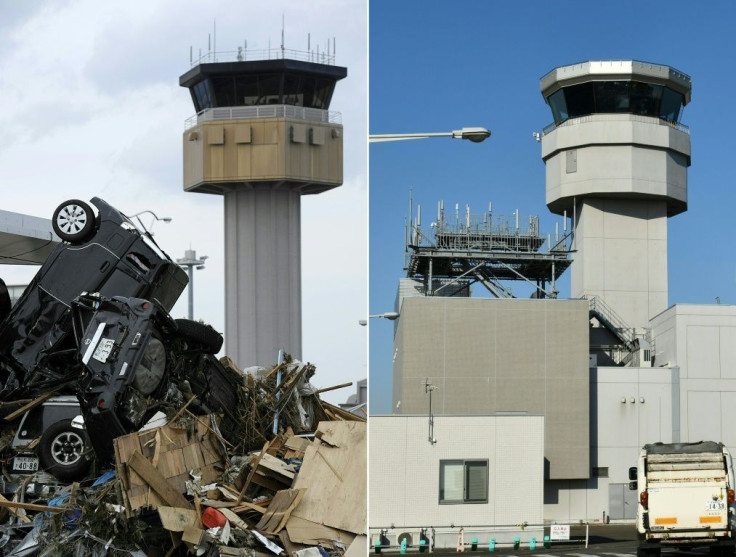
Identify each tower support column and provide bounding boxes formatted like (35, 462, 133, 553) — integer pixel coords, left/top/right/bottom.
(572, 198, 668, 328)
(224, 188, 302, 368)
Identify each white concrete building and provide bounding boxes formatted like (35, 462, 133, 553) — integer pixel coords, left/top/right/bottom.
(369, 415, 545, 548)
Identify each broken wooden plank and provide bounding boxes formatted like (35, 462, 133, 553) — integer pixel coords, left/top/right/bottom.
(285, 515, 355, 548)
(288, 421, 366, 535)
(258, 453, 296, 483)
(127, 452, 191, 509)
(0, 494, 30, 523)
(4, 392, 56, 422)
(256, 488, 306, 534)
(314, 382, 353, 395)
(158, 506, 200, 532)
(236, 440, 270, 504)
(231, 501, 269, 514)
(0, 500, 64, 513)
(220, 508, 250, 533)
(344, 535, 368, 557)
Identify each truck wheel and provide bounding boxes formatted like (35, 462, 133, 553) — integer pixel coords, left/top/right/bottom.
(174, 319, 223, 354)
(52, 199, 96, 244)
(37, 419, 92, 482)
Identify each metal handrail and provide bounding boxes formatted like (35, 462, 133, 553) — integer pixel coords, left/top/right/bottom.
(184, 105, 342, 130)
(542, 114, 690, 136)
(191, 48, 336, 67)
(585, 295, 635, 347)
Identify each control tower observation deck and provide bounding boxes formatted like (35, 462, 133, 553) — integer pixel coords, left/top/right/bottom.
(180, 51, 347, 368)
(539, 61, 691, 329)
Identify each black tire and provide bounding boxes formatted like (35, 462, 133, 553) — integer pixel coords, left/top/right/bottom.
(52, 199, 96, 244)
(175, 319, 223, 354)
(37, 419, 92, 482)
(0, 278, 10, 323)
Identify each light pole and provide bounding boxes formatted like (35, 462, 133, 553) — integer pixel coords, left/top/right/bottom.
(176, 249, 208, 320)
(359, 311, 400, 326)
(369, 126, 491, 143)
(127, 210, 172, 235)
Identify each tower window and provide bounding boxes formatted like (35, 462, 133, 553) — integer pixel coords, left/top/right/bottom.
(547, 81, 684, 125)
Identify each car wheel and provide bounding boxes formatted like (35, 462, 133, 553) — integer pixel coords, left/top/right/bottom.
(37, 419, 91, 482)
(175, 319, 223, 354)
(52, 199, 96, 243)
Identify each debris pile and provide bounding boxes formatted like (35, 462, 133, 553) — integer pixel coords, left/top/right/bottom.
(0, 198, 365, 554)
(0, 358, 366, 556)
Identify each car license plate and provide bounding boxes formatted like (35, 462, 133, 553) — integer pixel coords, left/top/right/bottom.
(12, 455, 39, 472)
(93, 338, 114, 363)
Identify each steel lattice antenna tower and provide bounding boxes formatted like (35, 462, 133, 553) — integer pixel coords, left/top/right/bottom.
(180, 47, 346, 367)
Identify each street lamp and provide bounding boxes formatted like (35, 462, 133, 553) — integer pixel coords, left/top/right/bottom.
(127, 210, 172, 235)
(359, 311, 400, 325)
(176, 249, 208, 320)
(369, 126, 491, 143)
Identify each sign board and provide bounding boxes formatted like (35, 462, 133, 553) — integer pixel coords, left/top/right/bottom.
(550, 524, 570, 541)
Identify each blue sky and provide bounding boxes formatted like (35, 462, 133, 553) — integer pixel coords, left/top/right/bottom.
(369, 0, 736, 414)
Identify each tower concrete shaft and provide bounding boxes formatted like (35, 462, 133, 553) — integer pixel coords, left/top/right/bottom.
(180, 55, 346, 368)
(540, 61, 691, 329)
(224, 188, 301, 365)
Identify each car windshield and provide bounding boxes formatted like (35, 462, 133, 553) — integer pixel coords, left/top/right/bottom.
(131, 337, 166, 395)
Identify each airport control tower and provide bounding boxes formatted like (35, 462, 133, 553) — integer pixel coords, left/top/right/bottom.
(180, 50, 346, 367)
(539, 61, 691, 329)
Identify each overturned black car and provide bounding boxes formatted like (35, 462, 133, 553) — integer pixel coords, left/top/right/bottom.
(0, 198, 237, 479)
(73, 293, 236, 462)
(0, 197, 188, 400)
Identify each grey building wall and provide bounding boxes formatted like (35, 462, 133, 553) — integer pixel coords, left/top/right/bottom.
(393, 297, 589, 480)
(369, 415, 544, 548)
(545, 366, 678, 522)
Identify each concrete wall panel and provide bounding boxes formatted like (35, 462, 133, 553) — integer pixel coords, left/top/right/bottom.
(394, 297, 589, 480)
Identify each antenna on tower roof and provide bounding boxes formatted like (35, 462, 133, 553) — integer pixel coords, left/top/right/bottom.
(281, 13, 285, 56)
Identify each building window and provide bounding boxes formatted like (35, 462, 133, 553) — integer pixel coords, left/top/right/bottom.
(593, 467, 609, 478)
(439, 460, 488, 504)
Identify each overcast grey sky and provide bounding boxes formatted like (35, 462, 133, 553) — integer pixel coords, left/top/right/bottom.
(0, 0, 367, 404)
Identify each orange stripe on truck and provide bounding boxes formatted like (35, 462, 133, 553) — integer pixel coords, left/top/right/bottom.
(654, 517, 678, 525)
(700, 516, 723, 524)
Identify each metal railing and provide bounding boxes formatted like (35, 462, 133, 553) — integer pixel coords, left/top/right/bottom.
(191, 48, 336, 67)
(542, 113, 690, 136)
(184, 105, 342, 130)
(586, 295, 635, 347)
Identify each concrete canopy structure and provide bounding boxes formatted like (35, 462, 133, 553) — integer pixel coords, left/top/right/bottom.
(540, 60, 692, 329)
(0, 210, 58, 265)
(180, 54, 346, 367)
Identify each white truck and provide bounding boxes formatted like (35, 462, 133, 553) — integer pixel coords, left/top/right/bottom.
(631, 441, 736, 557)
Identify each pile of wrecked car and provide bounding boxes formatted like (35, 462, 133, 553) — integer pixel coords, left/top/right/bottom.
(0, 198, 365, 556)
